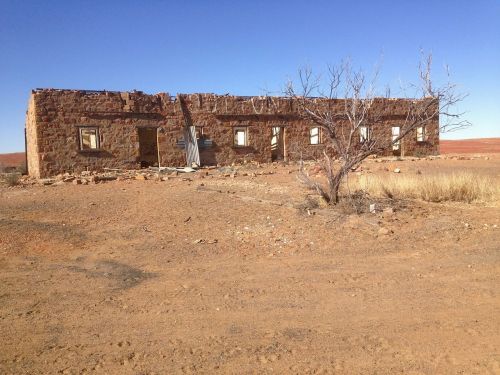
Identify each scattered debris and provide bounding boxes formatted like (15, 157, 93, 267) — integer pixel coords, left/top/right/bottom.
(40, 178, 55, 185)
(383, 207, 395, 215)
(193, 239, 218, 244)
(150, 166, 197, 173)
(378, 227, 391, 235)
(95, 175, 117, 182)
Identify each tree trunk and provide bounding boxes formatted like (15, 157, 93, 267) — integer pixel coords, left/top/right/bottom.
(328, 171, 343, 204)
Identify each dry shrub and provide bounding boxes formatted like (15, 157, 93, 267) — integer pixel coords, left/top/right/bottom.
(357, 172, 499, 203)
(1, 173, 21, 187)
(336, 190, 371, 214)
(296, 195, 320, 215)
(17, 160, 27, 175)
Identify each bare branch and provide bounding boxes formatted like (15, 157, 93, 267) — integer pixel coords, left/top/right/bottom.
(285, 52, 470, 205)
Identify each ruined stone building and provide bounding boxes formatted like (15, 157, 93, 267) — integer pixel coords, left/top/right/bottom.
(25, 89, 439, 178)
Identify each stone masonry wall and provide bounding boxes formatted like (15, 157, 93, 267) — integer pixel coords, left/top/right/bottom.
(26, 90, 439, 178)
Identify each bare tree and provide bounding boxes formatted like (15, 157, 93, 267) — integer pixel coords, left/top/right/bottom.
(285, 53, 470, 205)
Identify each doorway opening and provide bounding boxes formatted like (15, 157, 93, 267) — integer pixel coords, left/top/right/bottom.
(184, 125, 201, 167)
(271, 126, 285, 161)
(137, 127, 159, 168)
(392, 126, 401, 157)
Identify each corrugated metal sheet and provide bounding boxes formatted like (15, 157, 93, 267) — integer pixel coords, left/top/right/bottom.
(184, 126, 200, 167)
(177, 95, 201, 167)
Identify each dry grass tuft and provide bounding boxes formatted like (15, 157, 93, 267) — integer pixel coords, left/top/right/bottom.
(356, 172, 499, 203)
(1, 173, 21, 187)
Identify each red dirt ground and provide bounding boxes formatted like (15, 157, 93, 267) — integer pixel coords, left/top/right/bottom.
(440, 138, 500, 154)
(0, 152, 24, 168)
(1, 157, 499, 374)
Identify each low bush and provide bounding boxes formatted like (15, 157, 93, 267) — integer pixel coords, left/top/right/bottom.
(1, 173, 21, 187)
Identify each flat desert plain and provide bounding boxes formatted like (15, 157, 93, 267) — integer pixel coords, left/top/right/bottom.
(1, 155, 499, 374)
(0, 153, 24, 169)
(440, 138, 500, 154)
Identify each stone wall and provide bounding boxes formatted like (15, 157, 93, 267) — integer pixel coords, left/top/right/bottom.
(25, 94, 40, 176)
(26, 89, 439, 177)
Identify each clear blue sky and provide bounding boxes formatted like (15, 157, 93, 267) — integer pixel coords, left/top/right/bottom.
(0, 0, 498, 153)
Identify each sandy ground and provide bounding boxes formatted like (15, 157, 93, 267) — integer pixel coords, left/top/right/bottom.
(1, 156, 499, 374)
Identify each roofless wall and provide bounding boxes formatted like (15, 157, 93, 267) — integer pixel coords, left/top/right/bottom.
(25, 89, 439, 177)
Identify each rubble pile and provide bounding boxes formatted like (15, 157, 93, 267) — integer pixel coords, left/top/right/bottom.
(11, 161, 284, 187)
